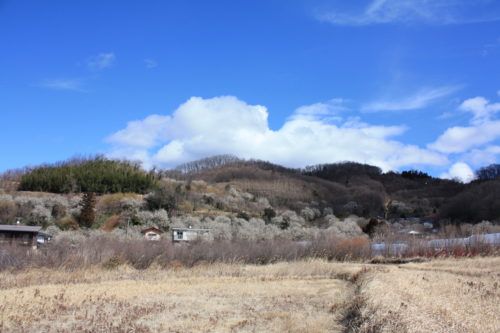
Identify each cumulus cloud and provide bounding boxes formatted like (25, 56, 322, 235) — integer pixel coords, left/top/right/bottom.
(361, 86, 460, 112)
(459, 96, 500, 125)
(106, 96, 447, 170)
(428, 121, 500, 154)
(316, 0, 500, 26)
(429, 96, 500, 153)
(462, 146, 500, 168)
(87, 53, 115, 71)
(107, 114, 170, 148)
(440, 162, 475, 183)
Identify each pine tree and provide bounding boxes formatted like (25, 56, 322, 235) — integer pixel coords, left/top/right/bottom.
(79, 192, 96, 228)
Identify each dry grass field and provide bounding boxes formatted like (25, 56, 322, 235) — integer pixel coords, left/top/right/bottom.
(358, 257, 500, 333)
(0, 257, 498, 332)
(0, 260, 363, 333)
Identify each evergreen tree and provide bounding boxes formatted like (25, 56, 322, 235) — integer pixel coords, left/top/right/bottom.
(79, 192, 96, 228)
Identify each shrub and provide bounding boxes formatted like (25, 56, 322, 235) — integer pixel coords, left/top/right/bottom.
(326, 215, 365, 239)
(177, 200, 194, 214)
(263, 207, 276, 223)
(204, 216, 232, 240)
(300, 207, 316, 221)
(98, 193, 143, 215)
(102, 215, 122, 232)
(279, 218, 290, 230)
(102, 255, 125, 270)
(57, 216, 79, 230)
(0, 200, 17, 222)
(14, 196, 43, 219)
(29, 205, 52, 227)
(136, 209, 169, 230)
(236, 211, 250, 221)
(145, 183, 178, 212)
(51, 202, 67, 219)
(45, 225, 61, 236)
(119, 196, 144, 214)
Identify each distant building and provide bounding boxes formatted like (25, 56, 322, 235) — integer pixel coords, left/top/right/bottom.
(141, 227, 163, 241)
(171, 227, 210, 243)
(0, 224, 49, 248)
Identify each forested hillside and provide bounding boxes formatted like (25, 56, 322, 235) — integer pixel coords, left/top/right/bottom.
(0, 155, 499, 237)
(161, 155, 500, 224)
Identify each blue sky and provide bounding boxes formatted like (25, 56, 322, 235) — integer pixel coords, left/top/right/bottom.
(1, 0, 500, 181)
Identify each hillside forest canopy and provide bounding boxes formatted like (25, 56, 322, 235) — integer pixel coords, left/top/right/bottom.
(0, 155, 499, 229)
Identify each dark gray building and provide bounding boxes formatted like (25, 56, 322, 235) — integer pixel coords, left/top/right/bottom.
(0, 224, 44, 247)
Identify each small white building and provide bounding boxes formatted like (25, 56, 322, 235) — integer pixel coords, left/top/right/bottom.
(171, 227, 210, 243)
(141, 227, 163, 241)
(36, 232, 52, 245)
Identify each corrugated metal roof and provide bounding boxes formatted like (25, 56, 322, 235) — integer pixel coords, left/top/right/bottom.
(0, 224, 42, 232)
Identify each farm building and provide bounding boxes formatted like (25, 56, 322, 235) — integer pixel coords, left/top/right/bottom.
(0, 224, 46, 248)
(141, 227, 163, 241)
(171, 227, 210, 243)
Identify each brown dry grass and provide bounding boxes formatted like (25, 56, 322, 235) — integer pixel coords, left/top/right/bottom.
(0, 260, 363, 332)
(1, 257, 499, 332)
(358, 256, 500, 333)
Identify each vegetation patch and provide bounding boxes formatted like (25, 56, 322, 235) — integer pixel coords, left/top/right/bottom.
(18, 156, 156, 194)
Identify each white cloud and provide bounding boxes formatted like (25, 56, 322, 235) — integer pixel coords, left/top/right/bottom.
(106, 114, 170, 148)
(440, 162, 475, 183)
(361, 86, 460, 112)
(428, 121, 500, 154)
(87, 53, 115, 71)
(291, 98, 348, 122)
(316, 0, 500, 26)
(462, 145, 500, 167)
(106, 96, 447, 170)
(144, 59, 158, 69)
(294, 98, 348, 115)
(460, 96, 500, 125)
(40, 78, 85, 92)
(429, 95, 500, 153)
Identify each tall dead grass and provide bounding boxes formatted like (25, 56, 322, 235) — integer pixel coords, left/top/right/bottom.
(2, 231, 497, 272)
(0, 234, 372, 271)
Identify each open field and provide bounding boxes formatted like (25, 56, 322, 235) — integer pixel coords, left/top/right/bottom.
(0, 257, 499, 332)
(358, 257, 500, 333)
